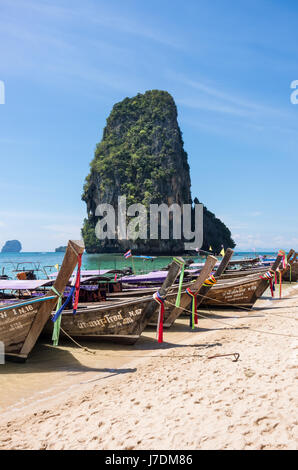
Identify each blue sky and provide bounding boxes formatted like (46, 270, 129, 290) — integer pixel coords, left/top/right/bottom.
(0, 0, 298, 251)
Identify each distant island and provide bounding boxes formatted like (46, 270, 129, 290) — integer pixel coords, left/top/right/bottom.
(55, 246, 67, 253)
(1, 240, 22, 253)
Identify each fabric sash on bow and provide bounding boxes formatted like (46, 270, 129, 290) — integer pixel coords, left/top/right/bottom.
(51, 286, 64, 346)
(260, 271, 274, 297)
(186, 287, 198, 329)
(278, 250, 287, 270)
(51, 253, 82, 346)
(202, 275, 217, 288)
(278, 270, 283, 299)
(277, 250, 287, 298)
(174, 258, 185, 307)
(153, 292, 165, 343)
(73, 253, 82, 314)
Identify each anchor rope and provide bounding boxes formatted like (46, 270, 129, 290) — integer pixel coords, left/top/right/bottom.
(164, 299, 298, 339)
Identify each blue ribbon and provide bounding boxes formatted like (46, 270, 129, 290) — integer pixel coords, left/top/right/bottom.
(52, 286, 75, 322)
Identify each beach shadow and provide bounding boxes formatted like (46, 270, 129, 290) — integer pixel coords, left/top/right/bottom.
(261, 295, 292, 301)
(196, 326, 250, 333)
(1, 343, 137, 376)
(198, 312, 264, 320)
(253, 305, 296, 311)
(129, 337, 222, 351)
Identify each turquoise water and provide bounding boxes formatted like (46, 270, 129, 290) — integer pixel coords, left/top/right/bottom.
(0, 251, 277, 280)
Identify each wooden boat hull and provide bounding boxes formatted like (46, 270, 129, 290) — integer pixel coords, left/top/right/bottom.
(282, 263, 298, 282)
(200, 276, 263, 308)
(0, 240, 85, 362)
(0, 296, 58, 361)
(44, 257, 185, 344)
(44, 296, 159, 344)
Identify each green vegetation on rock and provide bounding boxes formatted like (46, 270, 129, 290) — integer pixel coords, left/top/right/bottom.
(82, 90, 235, 254)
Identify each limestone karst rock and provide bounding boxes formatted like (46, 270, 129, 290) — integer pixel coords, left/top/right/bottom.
(82, 90, 235, 254)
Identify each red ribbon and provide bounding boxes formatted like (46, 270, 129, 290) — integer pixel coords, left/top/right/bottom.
(153, 292, 165, 343)
(73, 253, 82, 314)
(186, 287, 198, 326)
(259, 271, 274, 298)
(269, 279, 274, 298)
(279, 270, 282, 299)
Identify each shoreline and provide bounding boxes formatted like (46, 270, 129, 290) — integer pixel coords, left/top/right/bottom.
(0, 284, 297, 450)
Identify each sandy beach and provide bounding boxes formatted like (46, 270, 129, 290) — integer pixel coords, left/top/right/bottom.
(0, 284, 297, 450)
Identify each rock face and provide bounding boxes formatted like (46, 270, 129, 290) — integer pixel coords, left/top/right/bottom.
(82, 90, 235, 254)
(1, 240, 22, 253)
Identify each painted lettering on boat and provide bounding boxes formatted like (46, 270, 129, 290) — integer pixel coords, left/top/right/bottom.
(221, 282, 258, 302)
(0, 304, 35, 320)
(0, 309, 38, 332)
(77, 308, 142, 330)
(0, 309, 37, 327)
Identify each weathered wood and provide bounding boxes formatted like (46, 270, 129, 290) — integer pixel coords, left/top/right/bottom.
(201, 251, 285, 308)
(195, 248, 234, 308)
(44, 257, 185, 344)
(214, 248, 234, 277)
(282, 250, 298, 282)
(219, 249, 296, 281)
(0, 240, 84, 361)
(163, 255, 218, 327)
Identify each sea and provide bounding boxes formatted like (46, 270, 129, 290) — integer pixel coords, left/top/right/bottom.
(0, 250, 277, 279)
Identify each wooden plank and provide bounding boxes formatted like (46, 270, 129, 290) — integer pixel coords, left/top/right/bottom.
(165, 255, 218, 326)
(20, 240, 85, 357)
(44, 257, 185, 342)
(196, 248, 234, 307)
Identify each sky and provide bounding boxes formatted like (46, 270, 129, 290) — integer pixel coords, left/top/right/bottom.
(0, 0, 298, 251)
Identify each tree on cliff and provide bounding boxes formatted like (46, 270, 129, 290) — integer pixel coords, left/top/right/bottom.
(82, 90, 235, 254)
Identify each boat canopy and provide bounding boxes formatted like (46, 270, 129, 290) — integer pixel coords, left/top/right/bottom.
(0, 279, 54, 291)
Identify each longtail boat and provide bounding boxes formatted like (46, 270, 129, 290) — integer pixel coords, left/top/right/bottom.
(162, 249, 234, 327)
(220, 249, 296, 280)
(43, 257, 185, 344)
(0, 240, 85, 362)
(280, 251, 298, 282)
(199, 250, 284, 308)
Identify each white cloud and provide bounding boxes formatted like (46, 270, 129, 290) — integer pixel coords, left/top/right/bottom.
(248, 211, 263, 217)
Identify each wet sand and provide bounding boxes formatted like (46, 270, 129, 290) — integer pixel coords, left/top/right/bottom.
(0, 284, 297, 450)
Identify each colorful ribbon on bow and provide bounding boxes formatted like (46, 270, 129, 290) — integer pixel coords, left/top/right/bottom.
(277, 250, 287, 299)
(51, 286, 64, 346)
(202, 275, 217, 287)
(260, 271, 274, 297)
(186, 287, 198, 329)
(153, 291, 165, 343)
(51, 252, 82, 346)
(278, 250, 287, 269)
(174, 258, 185, 307)
(73, 253, 82, 314)
(278, 270, 283, 299)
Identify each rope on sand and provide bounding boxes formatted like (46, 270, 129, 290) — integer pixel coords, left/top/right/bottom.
(59, 327, 96, 355)
(165, 300, 298, 339)
(55, 293, 298, 357)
